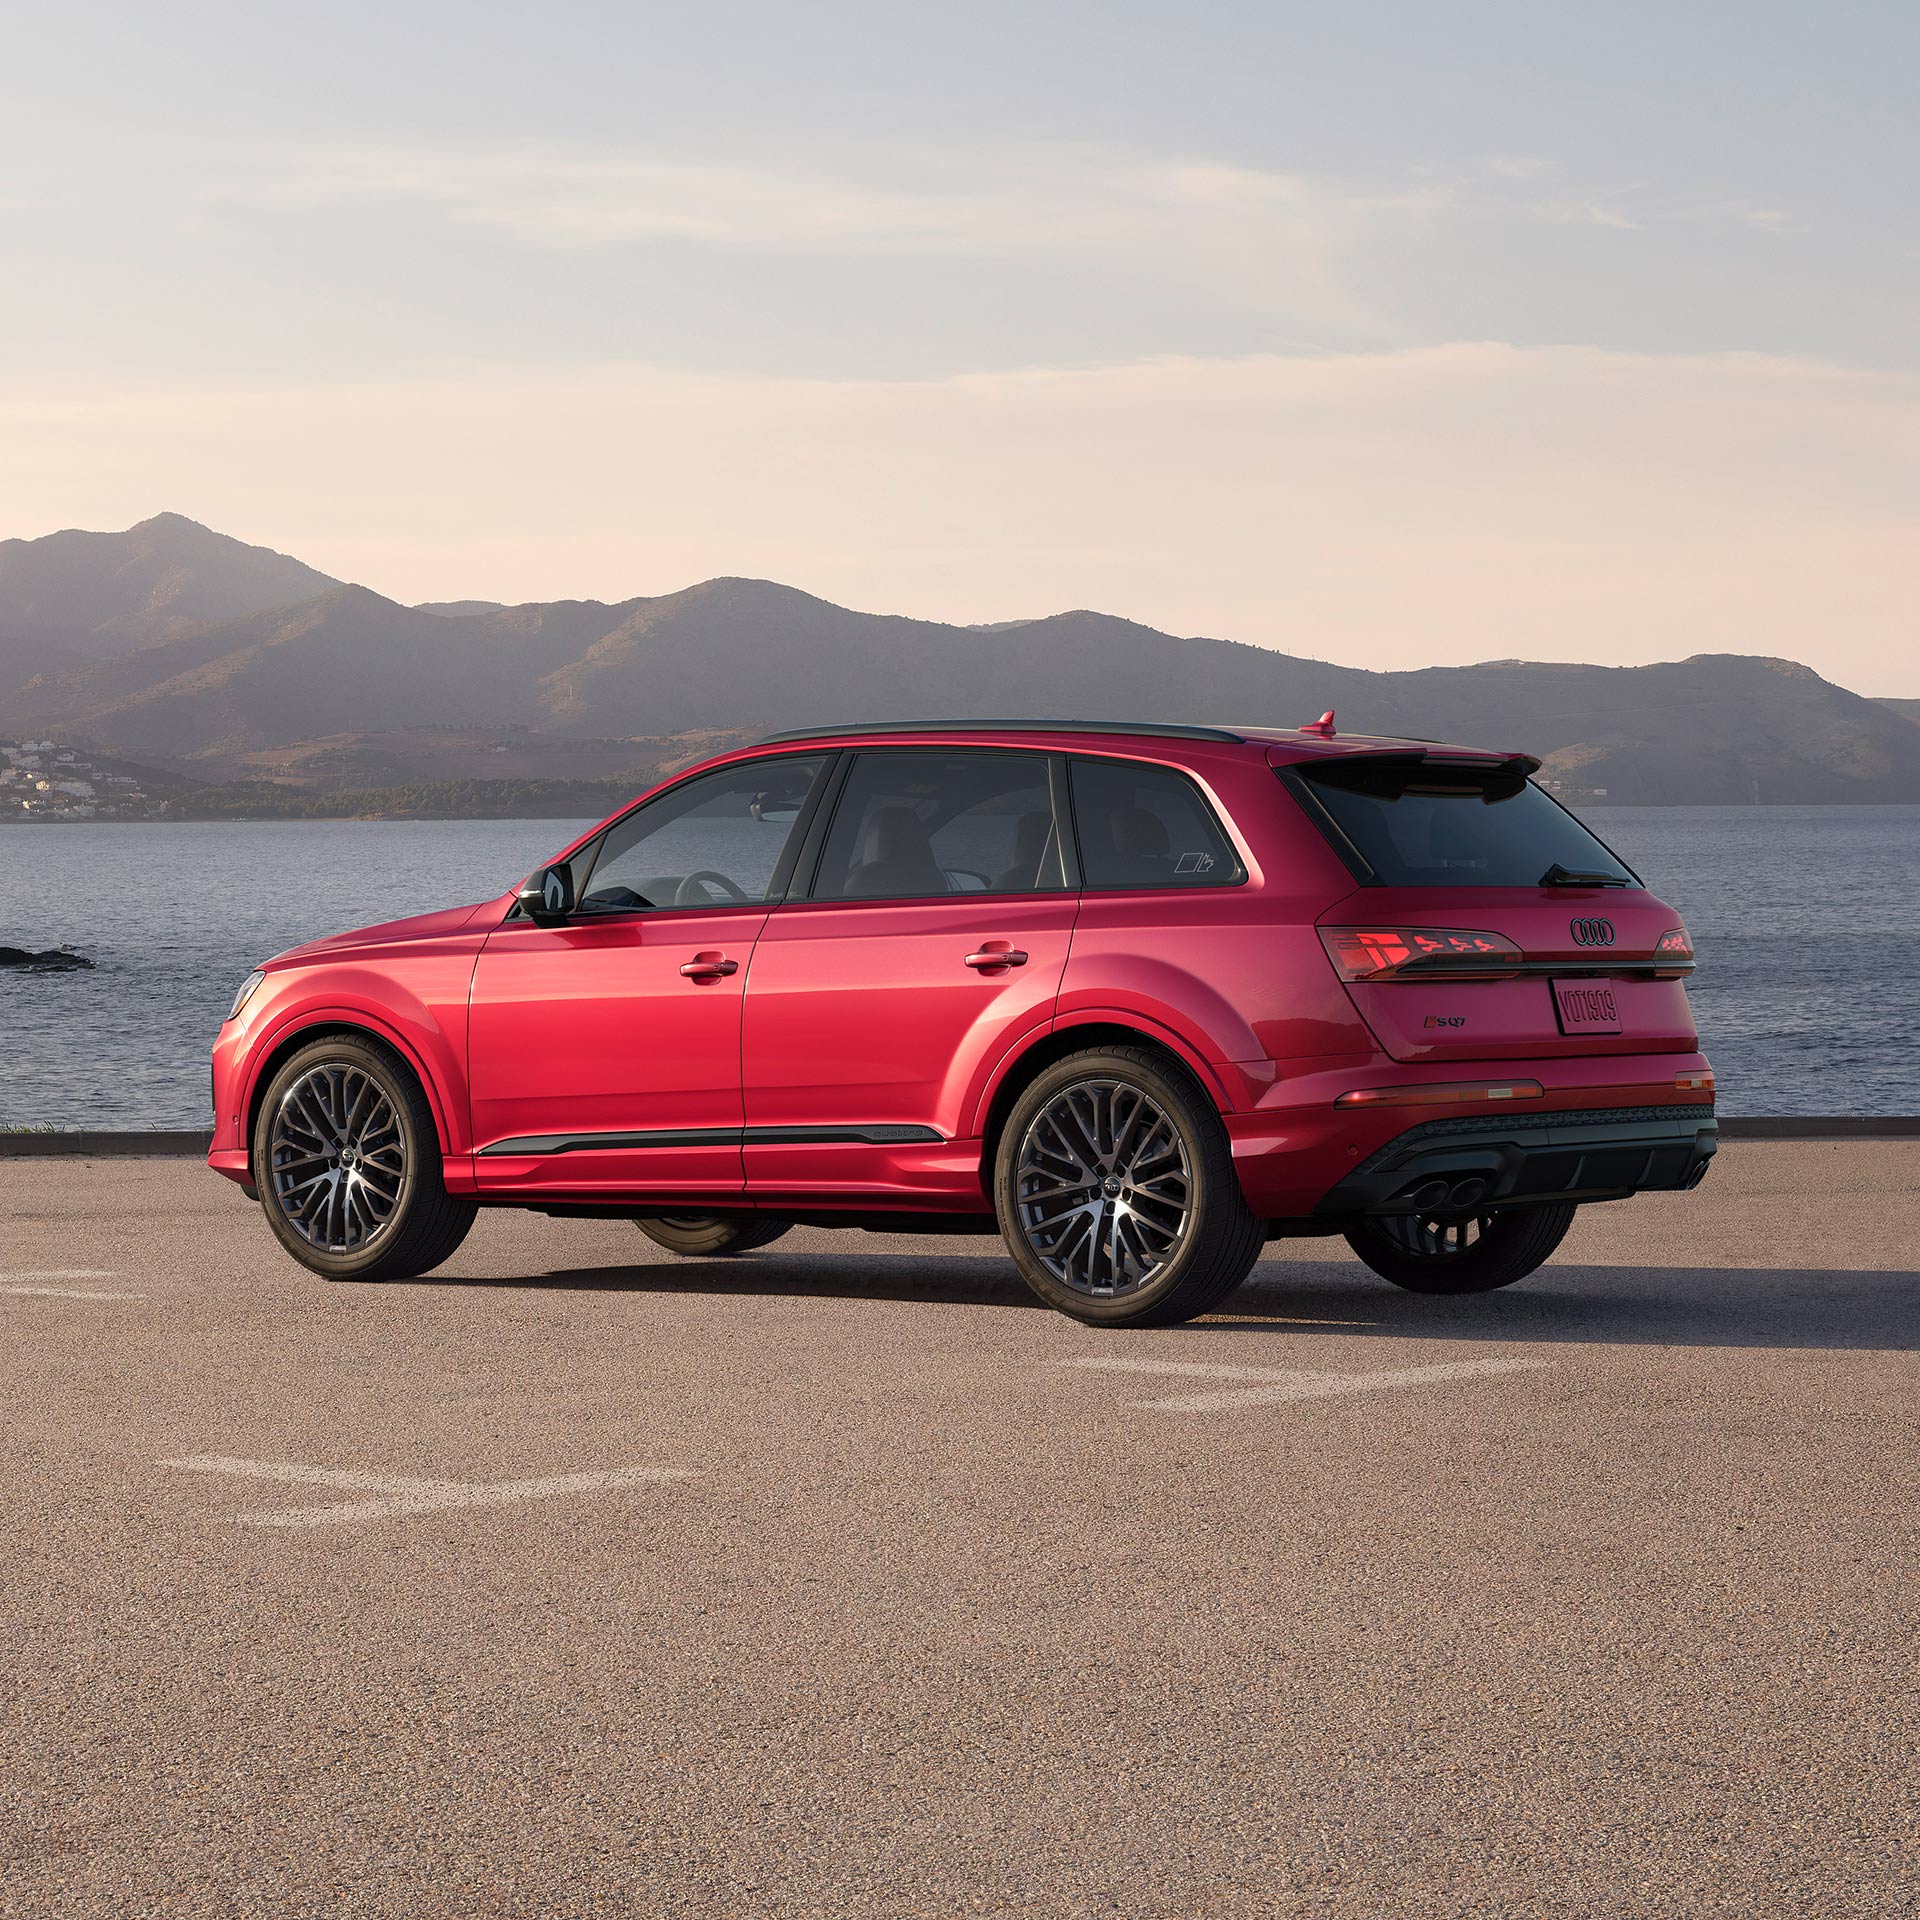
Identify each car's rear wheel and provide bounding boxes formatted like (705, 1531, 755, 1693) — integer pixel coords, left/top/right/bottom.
(634, 1214, 794, 1256)
(253, 1034, 476, 1282)
(994, 1045, 1264, 1327)
(1344, 1203, 1576, 1293)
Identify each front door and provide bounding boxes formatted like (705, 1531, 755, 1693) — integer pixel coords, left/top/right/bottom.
(469, 754, 830, 1197)
(742, 748, 1078, 1204)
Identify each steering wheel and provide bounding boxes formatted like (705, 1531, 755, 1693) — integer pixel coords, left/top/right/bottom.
(674, 869, 752, 906)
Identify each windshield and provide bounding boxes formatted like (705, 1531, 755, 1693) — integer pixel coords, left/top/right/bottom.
(1291, 760, 1638, 889)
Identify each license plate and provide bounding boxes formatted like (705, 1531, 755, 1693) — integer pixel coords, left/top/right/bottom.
(1553, 978, 1623, 1035)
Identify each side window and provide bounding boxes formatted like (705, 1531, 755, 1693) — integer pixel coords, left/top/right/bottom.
(1069, 758, 1244, 889)
(811, 752, 1066, 901)
(573, 756, 827, 912)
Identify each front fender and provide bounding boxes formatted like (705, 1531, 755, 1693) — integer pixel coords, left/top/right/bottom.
(225, 955, 476, 1168)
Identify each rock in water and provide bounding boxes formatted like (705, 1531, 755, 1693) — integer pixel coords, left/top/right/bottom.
(0, 946, 94, 971)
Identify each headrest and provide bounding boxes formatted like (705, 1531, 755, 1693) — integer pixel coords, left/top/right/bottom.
(861, 805, 933, 863)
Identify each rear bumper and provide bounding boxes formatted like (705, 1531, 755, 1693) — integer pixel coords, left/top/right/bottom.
(1311, 1102, 1717, 1218)
(1221, 1050, 1715, 1217)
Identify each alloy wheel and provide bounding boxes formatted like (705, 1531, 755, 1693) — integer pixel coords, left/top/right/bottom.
(1013, 1078, 1192, 1297)
(267, 1062, 406, 1254)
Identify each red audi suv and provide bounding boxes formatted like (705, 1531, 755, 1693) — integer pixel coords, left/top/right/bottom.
(209, 720, 1715, 1325)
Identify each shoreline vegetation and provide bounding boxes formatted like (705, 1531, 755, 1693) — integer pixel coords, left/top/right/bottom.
(2, 728, 655, 822)
(2, 776, 641, 823)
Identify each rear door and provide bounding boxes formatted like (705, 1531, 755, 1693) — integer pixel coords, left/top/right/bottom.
(741, 749, 1077, 1203)
(1289, 754, 1699, 1063)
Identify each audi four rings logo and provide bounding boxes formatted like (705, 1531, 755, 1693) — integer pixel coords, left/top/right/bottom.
(1569, 917, 1617, 947)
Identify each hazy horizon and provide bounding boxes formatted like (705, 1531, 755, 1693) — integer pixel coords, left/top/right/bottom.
(2, 3, 1914, 693)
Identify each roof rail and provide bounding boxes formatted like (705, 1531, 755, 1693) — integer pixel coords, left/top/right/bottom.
(755, 718, 1247, 746)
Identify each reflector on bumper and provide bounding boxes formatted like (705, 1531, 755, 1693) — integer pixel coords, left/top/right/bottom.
(1334, 1080, 1546, 1109)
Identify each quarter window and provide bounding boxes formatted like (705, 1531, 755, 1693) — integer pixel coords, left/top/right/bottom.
(572, 756, 828, 911)
(1069, 758, 1243, 889)
(811, 752, 1066, 900)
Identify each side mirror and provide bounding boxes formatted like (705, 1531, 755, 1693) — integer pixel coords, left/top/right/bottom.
(516, 863, 575, 925)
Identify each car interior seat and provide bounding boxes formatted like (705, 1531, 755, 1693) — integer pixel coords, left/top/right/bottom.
(843, 805, 946, 897)
(1106, 804, 1171, 882)
(991, 810, 1055, 892)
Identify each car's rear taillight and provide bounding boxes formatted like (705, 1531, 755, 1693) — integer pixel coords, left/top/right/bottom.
(1653, 926, 1695, 978)
(1318, 926, 1524, 982)
(1674, 1069, 1714, 1093)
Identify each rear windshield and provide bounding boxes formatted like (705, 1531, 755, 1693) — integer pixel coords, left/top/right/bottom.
(1291, 760, 1637, 889)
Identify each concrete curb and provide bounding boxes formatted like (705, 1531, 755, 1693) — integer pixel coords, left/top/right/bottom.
(3, 1118, 1917, 1157)
(0, 1130, 214, 1156)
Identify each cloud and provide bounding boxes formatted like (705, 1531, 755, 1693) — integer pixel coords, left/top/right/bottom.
(231, 143, 1411, 253)
(203, 141, 1818, 355)
(1414, 157, 1806, 235)
(2, 345, 1912, 692)
(216, 143, 1446, 339)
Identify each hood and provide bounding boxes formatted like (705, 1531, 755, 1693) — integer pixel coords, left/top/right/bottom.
(266, 897, 505, 969)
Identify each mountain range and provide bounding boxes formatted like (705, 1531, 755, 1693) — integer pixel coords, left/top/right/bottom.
(3, 513, 1916, 806)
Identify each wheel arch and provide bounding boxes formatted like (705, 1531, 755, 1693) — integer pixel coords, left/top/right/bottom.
(975, 1018, 1227, 1184)
(243, 1016, 453, 1174)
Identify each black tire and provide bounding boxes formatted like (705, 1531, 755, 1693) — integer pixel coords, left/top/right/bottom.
(634, 1214, 794, 1257)
(252, 1034, 476, 1282)
(1344, 1203, 1577, 1294)
(993, 1044, 1264, 1327)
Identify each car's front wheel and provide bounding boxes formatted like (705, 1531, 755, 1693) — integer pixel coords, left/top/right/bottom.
(253, 1034, 476, 1282)
(633, 1214, 794, 1256)
(1343, 1203, 1576, 1293)
(994, 1045, 1265, 1326)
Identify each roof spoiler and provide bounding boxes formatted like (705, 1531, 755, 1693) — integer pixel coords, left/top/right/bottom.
(1269, 743, 1542, 778)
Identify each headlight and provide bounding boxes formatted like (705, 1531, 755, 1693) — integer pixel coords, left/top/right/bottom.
(226, 970, 266, 1022)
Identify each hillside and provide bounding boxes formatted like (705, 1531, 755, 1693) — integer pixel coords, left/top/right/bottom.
(0, 512, 341, 695)
(3, 516, 1916, 805)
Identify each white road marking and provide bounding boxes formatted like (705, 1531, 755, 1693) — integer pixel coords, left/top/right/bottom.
(2, 1269, 145, 1300)
(1062, 1353, 1550, 1411)
(3, 1287, 148, 1300)
(162, 1454, 696, 1528)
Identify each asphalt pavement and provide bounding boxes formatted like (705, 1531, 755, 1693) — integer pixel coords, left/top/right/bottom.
(2, 1142, 1916, 1918)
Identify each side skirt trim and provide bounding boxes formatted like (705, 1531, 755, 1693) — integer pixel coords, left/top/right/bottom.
(477, 1123, 945, 1158)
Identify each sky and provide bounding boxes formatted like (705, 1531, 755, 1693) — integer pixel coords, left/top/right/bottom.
(1, 0, 1914, 692)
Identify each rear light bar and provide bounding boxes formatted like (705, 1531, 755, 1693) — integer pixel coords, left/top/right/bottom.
(1674, 1069, 1714, 1093)
(1322, 924, 1698, 981)
(1334, 1080, 1545, 1109)
(1319, 927, 1523, 982)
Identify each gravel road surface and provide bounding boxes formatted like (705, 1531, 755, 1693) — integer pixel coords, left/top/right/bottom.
(3, 1143, 1915, 1918)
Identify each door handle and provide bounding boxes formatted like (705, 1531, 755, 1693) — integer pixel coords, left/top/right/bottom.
(964, 947, 1028, 971)
(680, 954, 739, 980)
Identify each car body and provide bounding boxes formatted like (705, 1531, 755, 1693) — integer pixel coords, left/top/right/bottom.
(210, 718, 1715, 1322)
